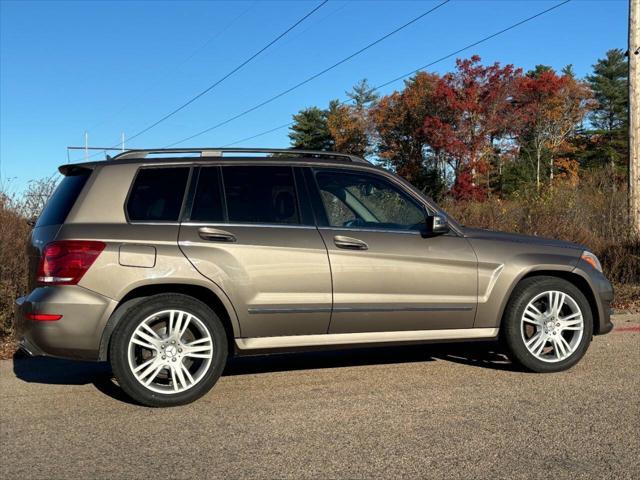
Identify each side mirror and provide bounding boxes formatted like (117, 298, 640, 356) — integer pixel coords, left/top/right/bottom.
(425, 214, 450, 236)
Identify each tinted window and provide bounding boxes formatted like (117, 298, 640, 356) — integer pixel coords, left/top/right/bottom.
(223, 166, 299, 224)
(315, 170, 424, 230)
(190, 167, 224, 222)
(127, 167, 189, 222)
(36, 171, 90, 227)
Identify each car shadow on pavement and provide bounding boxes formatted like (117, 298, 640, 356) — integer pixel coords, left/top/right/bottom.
(11, 341, 524, 403)
(11, 350, 136, 404)
(224, 341, 524, 376)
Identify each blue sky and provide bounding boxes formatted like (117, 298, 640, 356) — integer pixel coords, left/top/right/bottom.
(0, 0, 628, 191)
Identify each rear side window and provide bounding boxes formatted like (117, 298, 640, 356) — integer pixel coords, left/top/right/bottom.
(126, 167, 189, 222)
(36, 171, 90, 227)
(223, 166, 299, 224)
(190, 167, 224, 222)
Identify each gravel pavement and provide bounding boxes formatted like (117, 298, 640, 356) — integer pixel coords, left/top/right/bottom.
(1, 314, 639, 479)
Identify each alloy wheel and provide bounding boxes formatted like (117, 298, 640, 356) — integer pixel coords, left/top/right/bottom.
(127, 309, 214, 394)
(520, 290, 584, 363)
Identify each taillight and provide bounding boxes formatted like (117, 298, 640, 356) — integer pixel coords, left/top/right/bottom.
(37, 240, 106, 285)
(26, 313, 63, 321)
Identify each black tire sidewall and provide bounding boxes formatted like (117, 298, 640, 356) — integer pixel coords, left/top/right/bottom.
(503, 277, 593, 373)
(109, 293, 228, 407)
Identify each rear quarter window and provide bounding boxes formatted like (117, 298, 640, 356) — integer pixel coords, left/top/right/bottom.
(36, 171, 91, 227)
(126, 167, 190, 222)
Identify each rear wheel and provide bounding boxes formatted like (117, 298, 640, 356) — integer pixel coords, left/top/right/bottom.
(502, 276, 593, 372)
(109, 293, 228, 407)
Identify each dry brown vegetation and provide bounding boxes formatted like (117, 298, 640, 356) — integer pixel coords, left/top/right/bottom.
(1, 177, 57, 346)
(0, 192, 31, 342)
(443, 172, 639, 309)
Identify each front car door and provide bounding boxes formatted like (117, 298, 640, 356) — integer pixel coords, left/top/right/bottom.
(306, 167, 478, 334)
(178, 164, 332, 338)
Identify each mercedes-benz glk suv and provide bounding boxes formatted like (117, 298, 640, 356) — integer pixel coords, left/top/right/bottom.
(15, 148, 614, 407)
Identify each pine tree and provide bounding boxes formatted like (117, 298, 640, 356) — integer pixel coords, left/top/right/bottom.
(346, 79, 379, 109)
(288, 107, 334, 151)
(583, 49, 628, 173)
(587, 49, 628, 132)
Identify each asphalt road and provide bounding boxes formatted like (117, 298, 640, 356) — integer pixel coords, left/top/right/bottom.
(1, 314, 639, 480)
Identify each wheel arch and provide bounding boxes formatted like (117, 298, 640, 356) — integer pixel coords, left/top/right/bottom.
(98, 283, 240, 361)
(498, 270, 601, 333)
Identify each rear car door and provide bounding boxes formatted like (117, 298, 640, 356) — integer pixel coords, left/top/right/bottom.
(307, 167, 478, 334)
(178, 165, 332, 338)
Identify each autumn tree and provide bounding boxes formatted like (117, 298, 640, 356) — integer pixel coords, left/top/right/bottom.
(513, 68, 594, 189)
(327, 80, 378, 157)
(422, 56, 521, 200)
(327, 103, 370, 157)
(371, 72, 446, 196)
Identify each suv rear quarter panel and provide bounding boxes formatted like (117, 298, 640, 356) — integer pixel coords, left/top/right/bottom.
(57, 163, 242, 351)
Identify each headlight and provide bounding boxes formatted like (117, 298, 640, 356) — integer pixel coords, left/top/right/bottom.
(581, 251, 603, 272)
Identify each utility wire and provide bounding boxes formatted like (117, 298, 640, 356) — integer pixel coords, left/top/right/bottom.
(164, 0, 451, 148)
(84, 0, 328, 160)
(222, 0, 571, 148)
(86, 1, 258, 133)
(125, 0, 327, 143)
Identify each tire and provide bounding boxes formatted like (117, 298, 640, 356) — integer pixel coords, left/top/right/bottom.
(109, 293, 228, 407)
(502, 276, 593, 373)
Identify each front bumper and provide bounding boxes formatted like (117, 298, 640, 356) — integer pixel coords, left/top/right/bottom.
(15, 286, 116, 361)
(595, 279, 614, 335)
(573, 259, 614, 335)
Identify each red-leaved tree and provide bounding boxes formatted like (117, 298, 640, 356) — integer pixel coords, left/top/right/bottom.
(422, 56, 522, 200)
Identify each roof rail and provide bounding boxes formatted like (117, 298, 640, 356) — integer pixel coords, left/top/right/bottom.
(109, 148, 369, 164)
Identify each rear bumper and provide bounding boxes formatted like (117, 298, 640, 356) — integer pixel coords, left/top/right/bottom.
(15, 286, 116, 361)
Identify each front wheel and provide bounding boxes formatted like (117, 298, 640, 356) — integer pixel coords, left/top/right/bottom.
(109, 293, 228, 407)
(502, 276, 593, 372)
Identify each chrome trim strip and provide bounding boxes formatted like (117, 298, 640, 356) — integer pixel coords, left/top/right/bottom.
(248, 307, 332, 314)
(181, 222, 317, 230)
(320, 226, 422, 236)
(236, 328, 499, 349)
(333, 305, 473, 313)
(247, 305, 473, 314)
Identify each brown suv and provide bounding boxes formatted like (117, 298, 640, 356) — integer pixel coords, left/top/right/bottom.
(15, 148, 613, 407)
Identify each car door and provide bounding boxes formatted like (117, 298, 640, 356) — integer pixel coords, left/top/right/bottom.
(306, 167, 478, 334)
(178, 165, 332, 338)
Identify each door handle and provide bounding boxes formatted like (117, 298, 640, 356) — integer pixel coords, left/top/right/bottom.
(334, 235, 368, 250)
(198, 227, 237, 243)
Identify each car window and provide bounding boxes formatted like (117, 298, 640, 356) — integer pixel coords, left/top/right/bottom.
(319, 190, 357, 226)
(127, 167, 189, 222)
(190, 167, 224, 222)
(36, 170, 90, 227)
(222, 166, 300, 225)
(315, 170, 425, 230)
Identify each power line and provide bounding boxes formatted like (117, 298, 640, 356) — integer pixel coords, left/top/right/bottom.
(222, 0, 572, 148)
(125, 0, 327, 144)
(374, 0, 571, 91)
(164, 0, 452, 148)
(223, 121, 295, 147)
(85, 0, 328, 159)
(86, 1, 258, 133)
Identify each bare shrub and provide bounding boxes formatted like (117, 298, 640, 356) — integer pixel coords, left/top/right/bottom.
(0, 177, 58, 339)
(442, 172, 639, 286)
(0, 191, 31, 338)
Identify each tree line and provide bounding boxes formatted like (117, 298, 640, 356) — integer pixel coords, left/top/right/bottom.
(288, 49, 629, 201)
